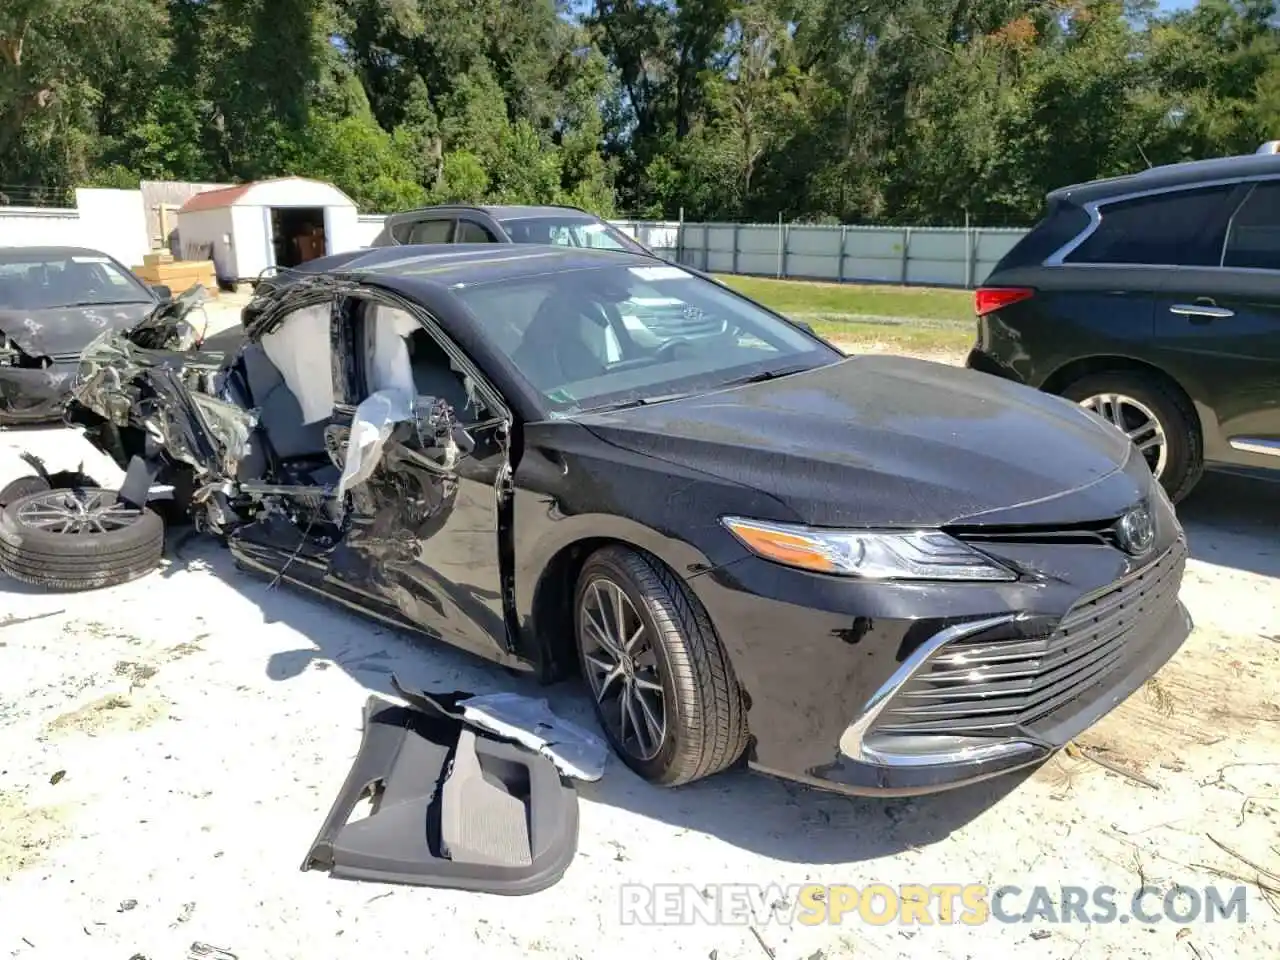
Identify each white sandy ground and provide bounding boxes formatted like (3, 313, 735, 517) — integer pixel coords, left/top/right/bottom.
(0, 474, 1276, 960)
(0, 318, 1277, 958)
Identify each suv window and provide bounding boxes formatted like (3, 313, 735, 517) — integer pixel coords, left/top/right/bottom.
(455, 220, 497, 243)
(1067, 185, 1238, 267)
(995, 200, 1091, 271)
(1223, 181, 1280, 270)
(394, 218, 453, 244)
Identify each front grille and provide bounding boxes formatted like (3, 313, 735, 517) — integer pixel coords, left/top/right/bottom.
(869, 539, 1187, 743)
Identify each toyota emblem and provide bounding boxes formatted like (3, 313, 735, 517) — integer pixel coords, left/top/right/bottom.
(1116, 503, 1156, 557)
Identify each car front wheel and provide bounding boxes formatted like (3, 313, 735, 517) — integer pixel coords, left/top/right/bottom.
(573, 545, 748, 786)
(1061, 370, 1203, 503)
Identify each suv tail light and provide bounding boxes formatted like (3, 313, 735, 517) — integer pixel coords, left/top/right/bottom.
(975, 287, 1035, 316)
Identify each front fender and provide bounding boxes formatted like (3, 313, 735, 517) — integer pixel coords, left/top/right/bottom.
(517, 505, 730, 594)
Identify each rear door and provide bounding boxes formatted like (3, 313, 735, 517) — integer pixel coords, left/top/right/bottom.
(1037, 184, 1243, 387)
(1151, 179, 1280, 467)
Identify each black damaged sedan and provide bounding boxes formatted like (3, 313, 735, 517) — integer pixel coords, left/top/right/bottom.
(0, 246, 171, 425)
(53, 245, 1190, 796)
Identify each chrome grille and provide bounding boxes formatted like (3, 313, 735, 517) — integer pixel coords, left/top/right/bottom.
(871, 539, 1187, 741)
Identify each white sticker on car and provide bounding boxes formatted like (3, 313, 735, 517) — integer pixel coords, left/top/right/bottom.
(628, 265, 691, 281)
(71, 256, 111, 263)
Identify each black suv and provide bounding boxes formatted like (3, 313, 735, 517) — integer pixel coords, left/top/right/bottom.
(968, 146, 1280, 502)
(370, 204, 651, 255)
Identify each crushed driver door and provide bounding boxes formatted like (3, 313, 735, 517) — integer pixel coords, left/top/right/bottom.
(322, 294, 518, 666)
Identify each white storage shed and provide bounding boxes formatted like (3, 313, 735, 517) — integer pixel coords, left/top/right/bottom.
(175, 177, 361, 284)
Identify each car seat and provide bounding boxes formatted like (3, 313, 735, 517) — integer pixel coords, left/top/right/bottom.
(236, 344, 330, 466)
(508, 292, 609, 392)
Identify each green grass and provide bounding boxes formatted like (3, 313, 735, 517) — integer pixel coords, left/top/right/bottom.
(715, 274, 976, 353)
(716, 274, 974, 322)
(802, 318, 974, 354)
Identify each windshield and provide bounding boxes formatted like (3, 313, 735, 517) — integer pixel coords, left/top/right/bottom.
(0, 252, 152, 309)
(451, 262, 840, 415)
(498, 216, 647, 254)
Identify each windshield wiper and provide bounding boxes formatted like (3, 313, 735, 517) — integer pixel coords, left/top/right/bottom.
(719, 364, 813, 388)
(578, 390, 697, 413)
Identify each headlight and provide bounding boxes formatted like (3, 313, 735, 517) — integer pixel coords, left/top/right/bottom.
(721, 517, 1017, 581)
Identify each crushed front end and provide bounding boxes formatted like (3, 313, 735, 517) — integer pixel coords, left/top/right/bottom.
(0, 333, 81, 425)
(70, 287, 259, 533)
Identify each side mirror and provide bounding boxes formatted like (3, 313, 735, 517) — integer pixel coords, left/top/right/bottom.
(794, 320, 816, 335)
(152, 284, 173, 301)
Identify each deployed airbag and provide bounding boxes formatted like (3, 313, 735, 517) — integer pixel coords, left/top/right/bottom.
(259, 302, 334, 424)
(333, 387, 414, 499)
(366, 304, 419, 397)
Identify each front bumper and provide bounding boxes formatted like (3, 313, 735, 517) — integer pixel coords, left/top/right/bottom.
(688, 529, 1191, 798)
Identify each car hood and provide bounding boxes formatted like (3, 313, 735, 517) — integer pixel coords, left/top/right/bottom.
(573, 355, 1147, 527)
(0, 303, 154, 360)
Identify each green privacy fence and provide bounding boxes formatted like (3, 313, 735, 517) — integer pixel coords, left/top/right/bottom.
(610, 220, 1030, 289)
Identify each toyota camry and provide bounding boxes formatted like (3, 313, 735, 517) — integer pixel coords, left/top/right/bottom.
(12, 244, 1190, 797)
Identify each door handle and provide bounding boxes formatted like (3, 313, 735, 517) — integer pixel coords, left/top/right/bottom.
(1170, 303, 1234, 319)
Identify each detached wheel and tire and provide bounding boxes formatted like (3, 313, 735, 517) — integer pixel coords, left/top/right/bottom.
(0, 488, 165, 591)
(573, 545, 748, 786)
(1061, 371, 1204, 503)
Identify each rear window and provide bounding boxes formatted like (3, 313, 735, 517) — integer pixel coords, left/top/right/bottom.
(993, 200, 1092, 271)
(455, 220, 498, 243)
(498, 216, 645, 253)
(1223, 181, 1280, 270)
(1066, 185, 1238, 267)
(393, 218, 453, 244)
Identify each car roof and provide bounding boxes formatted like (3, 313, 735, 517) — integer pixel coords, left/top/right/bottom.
(387, 204, 604, 222)
(326, 243, 658, 287)
(1050, 153, 1280, 205)
(0, 246, 120, 262)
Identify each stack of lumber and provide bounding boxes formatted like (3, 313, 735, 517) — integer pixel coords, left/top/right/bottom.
(131, 251, 218, 297)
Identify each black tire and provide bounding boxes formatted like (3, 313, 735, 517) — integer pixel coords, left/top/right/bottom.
(0, 475, 51, 508)
(573, 545, 748, 787)
(1060, 370, 1204, 503)
(0, 488, 165, 591)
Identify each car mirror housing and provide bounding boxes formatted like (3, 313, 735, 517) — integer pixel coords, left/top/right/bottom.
(411, 396, 475, 458)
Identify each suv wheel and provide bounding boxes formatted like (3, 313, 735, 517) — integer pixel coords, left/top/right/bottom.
(1061, 371, 1203, 503)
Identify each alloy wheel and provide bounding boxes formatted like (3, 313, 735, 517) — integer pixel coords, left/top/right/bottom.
(14, 489, 143, 536)
(1079, 392, 1169, 480)
(578, 577, 668, 761)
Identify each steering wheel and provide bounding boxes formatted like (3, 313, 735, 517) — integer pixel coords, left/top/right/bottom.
(653, 337, 693, 362)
